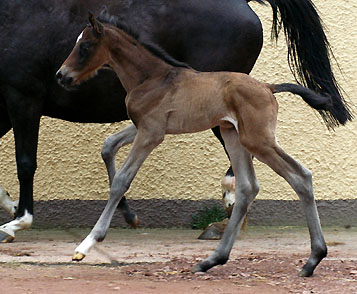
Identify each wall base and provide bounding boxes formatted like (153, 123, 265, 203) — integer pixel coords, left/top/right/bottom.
(0, 199, 356, 228)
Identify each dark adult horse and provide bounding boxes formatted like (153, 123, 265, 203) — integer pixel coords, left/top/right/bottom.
(0, 0, 352, 243)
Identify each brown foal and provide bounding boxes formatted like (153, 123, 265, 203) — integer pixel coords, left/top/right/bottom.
(56, 13, 348, 277)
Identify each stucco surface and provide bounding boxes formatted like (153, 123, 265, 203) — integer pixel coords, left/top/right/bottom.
(0, 0, 356, 202)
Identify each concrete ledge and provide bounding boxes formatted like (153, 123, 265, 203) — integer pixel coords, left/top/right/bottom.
(0, 199, 356, 228)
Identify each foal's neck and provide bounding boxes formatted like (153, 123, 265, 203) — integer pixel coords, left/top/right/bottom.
(105, 26, 172, 92)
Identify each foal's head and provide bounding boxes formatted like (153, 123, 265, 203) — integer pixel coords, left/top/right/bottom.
(56, 13, 108, 89)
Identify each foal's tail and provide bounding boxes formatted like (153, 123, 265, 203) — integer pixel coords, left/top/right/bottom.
(268, 83, 345, 129)
(251, 0, 353, 128)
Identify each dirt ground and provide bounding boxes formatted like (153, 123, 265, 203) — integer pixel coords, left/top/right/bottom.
(0, 226, 356, 293)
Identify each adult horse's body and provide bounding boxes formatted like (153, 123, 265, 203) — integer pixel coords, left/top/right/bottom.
(0, 0, 351, 242)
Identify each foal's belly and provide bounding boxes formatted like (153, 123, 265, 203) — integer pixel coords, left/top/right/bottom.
(165, 112, 221, 134)
(164, 88, 228, 134)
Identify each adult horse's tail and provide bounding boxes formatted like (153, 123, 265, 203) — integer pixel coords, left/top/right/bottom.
(252, 0, 353, 128)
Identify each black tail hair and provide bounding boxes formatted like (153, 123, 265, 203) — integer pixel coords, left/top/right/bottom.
(252, 0, 353, 128)
(271, 83, 339, 128)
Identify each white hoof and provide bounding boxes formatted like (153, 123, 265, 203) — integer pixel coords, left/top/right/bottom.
(72, 252, 86, 261)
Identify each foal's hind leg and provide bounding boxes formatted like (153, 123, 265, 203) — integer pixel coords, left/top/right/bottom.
(194, 125, 259, 272)
(73, 129, 163, 261)
(232, 87, 326, 277)
(252, 143, 327, 277)
(101, 124, 139, 228)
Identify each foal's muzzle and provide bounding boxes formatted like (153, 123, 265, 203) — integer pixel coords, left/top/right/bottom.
(56, 67, 75, 90)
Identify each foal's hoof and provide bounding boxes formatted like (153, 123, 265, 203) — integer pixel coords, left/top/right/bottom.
(191, 264, 204, 273)
(191, 261, 209, 273)
(0, 231, 14, 243)
(72, 252, 86, 261)
(298, 268, 313, 277)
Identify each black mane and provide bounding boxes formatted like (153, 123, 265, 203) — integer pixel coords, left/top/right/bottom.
(97, 8, 191, 69)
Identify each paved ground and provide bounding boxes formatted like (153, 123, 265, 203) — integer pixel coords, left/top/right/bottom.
(0, 226, 356, 293)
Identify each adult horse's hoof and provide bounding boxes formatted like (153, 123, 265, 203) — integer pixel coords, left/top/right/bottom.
(0, 230, 14, 243)
(128, 215, 140, 229)
(72, 252, 86, 261)
(198, 218, 228, 240)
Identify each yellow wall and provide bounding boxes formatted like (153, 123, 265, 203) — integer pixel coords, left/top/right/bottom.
(0, 0, 356, 202)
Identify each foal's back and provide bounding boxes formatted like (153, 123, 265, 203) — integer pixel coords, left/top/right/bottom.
(138, 69, 275, 135)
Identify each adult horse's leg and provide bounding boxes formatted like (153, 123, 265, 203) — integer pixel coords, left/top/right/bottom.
(212, 126, 236, 210)
(73, 128, 163, 261)
(101, 124, 139, 228)
(0, 88, 42, 242)
(193, 125, 259, 272)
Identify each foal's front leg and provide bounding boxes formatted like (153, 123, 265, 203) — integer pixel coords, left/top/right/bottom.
(194, 126, 259, 272)
(73, 130, 163, 261)
(101, 124, 139, 228)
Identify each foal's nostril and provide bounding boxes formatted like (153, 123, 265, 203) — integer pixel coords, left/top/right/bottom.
(55, 71, 63, 81)
(56, 70, 74, 88)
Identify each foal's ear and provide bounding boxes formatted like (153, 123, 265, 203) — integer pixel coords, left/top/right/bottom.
(99, 5, 110, 19)
(88, 11, 103, 37)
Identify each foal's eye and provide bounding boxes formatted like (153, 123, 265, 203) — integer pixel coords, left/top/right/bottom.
(79, 42, 91, 58)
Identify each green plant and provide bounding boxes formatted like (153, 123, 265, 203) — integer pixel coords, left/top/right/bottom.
(190, 204, 227, 230)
